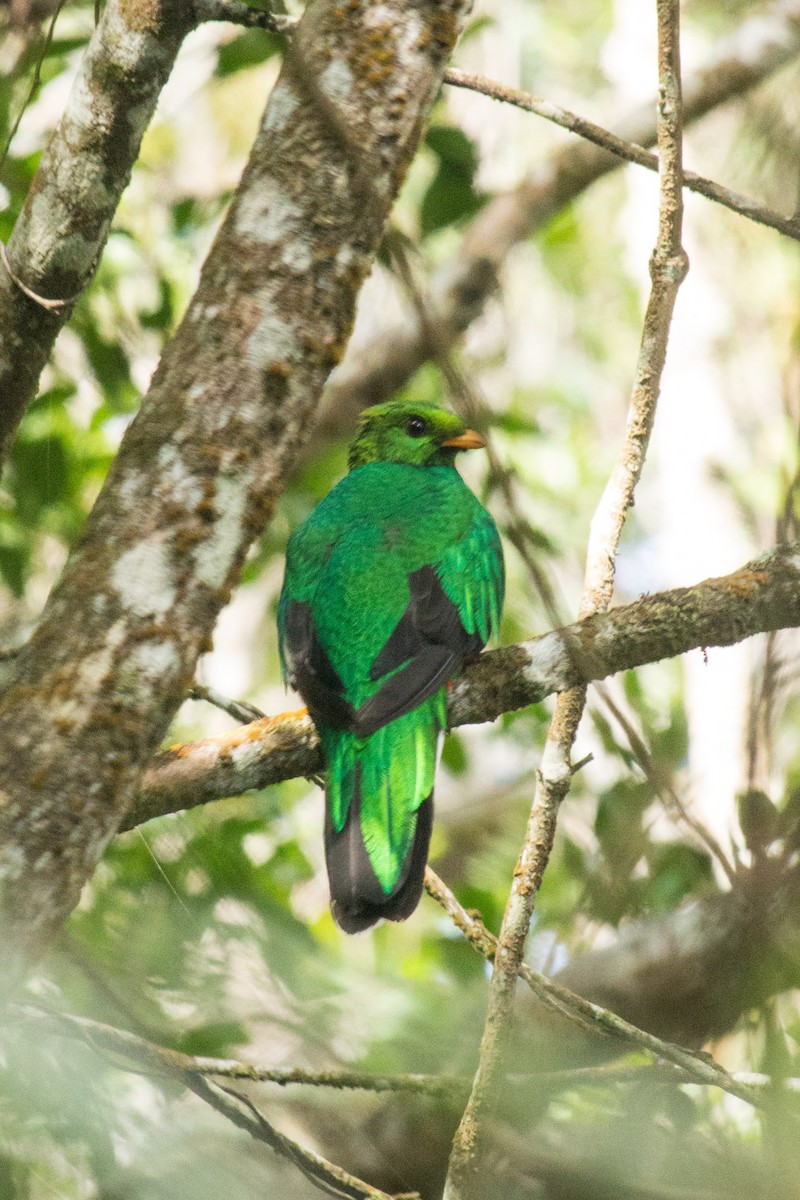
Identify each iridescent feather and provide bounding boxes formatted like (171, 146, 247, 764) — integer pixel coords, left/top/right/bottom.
(279, 401, 504, 932)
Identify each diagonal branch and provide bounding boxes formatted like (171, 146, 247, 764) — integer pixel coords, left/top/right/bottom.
(422, 871, 771, 1113)
(443, 68, 800, 244)
(0, 0, 195, 462)
(316, 0, 800, 441)
(442, 5, 688, 1195)
(0, 0, 472, 991)
(124, 545, 800, 830)
(16, 1006, 400, 1200)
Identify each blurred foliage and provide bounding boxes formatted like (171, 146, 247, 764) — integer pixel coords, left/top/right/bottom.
(4, 0, 800, 1197)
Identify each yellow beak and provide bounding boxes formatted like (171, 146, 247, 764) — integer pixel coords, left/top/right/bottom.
(441, 428, 486, 450)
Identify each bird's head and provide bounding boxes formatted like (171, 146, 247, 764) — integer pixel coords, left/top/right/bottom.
(348, 401, 486, 471)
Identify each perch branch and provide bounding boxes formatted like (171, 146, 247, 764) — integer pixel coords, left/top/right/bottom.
(124, 545, 800, 830)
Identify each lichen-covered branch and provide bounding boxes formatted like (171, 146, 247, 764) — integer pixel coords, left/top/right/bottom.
(19, 1005, 461, 1097)
(0, 0, 471, 989)
(124, 546, 800, 830)
(0, 0, 194, 462)
(315, 0, 800, 442)
(443, 7, 687, 1194)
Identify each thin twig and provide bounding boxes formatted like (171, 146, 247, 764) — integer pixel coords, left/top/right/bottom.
(193, 0, 297, 35)
(594, 683, 738, 884)
(422, 871, 771, 1113)
(9, 992, 793, 1118)
(188, 1060, 463, 1096)
(513, 1061, 800, 1094)
(747, 387, 800, 788)
(0, 240, 73, 311)
(16, 1006, 400, 1200)
(443, 8, 689, 1197)
(189, 682, 266, 725)
(443, 68, 800, 246)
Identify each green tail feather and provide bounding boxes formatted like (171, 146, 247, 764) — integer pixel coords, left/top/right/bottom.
(321, 688, 446, 894)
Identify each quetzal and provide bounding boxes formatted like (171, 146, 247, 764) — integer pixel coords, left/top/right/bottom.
(278, 401, 504, 932)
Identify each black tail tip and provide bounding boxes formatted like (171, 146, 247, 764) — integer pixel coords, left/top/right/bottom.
(327, 795, 433, 934)
(331, 874, 425, 934)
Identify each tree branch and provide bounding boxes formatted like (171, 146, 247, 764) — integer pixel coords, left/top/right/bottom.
(189, 682, 266, 725)
(0, 0, 472, 989)
(16, 1004, 460, 1097)
(16, 1007, 400, 1200)
(443, 68, 800, 244)
(422, 871, 770, 1114)
(315, 0, 800, 441)
(0, 0, 194, 463)
(125, 546, 800, 830)
(443, 5, 688, 1193)
(194, 0, 297, 35)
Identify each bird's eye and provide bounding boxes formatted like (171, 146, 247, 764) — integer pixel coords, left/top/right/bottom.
(406, 416, 427, 438)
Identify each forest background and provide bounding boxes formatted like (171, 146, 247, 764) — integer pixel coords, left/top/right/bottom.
(3, 0, 800, 1197)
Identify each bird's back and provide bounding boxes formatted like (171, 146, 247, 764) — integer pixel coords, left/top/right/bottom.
(279, 458, 503, 931)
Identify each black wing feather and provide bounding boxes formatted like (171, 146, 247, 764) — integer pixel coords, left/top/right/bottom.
(285, 566, 485, 738)
(354, 566, 484, 734)
(281, 600, 355, 730)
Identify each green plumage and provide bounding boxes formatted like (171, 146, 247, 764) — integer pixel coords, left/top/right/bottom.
(278, 402, 504, 932)
(320, 692, 446, 892)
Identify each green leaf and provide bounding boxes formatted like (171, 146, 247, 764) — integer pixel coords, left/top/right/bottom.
(594, 779, 651, 869)
(0, 539, 28, 596)
(442, 731, 468, 775)
(459, 14, 497, 42)
(420, 125, 484, 237)
(645, 842, 713, 910)
(176, 1021, 248, 1057)
(425, 126, 479, 169)
(11, 434, 70, 520)
(738, 788, 780, 853)
(215, 29, 281, 77)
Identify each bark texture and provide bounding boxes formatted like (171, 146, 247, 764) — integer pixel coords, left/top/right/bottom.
(314, 0, 800, 443)
(124, 546, 800, 829)
(0, 0, 470, 987)
(0, 0, 193, 461)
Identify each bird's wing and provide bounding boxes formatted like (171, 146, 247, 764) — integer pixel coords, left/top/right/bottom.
(280, 506, 504, 738)
(435, 505, 505, 648)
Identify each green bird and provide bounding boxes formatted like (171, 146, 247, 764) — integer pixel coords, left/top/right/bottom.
(278, 401, 504, 932)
